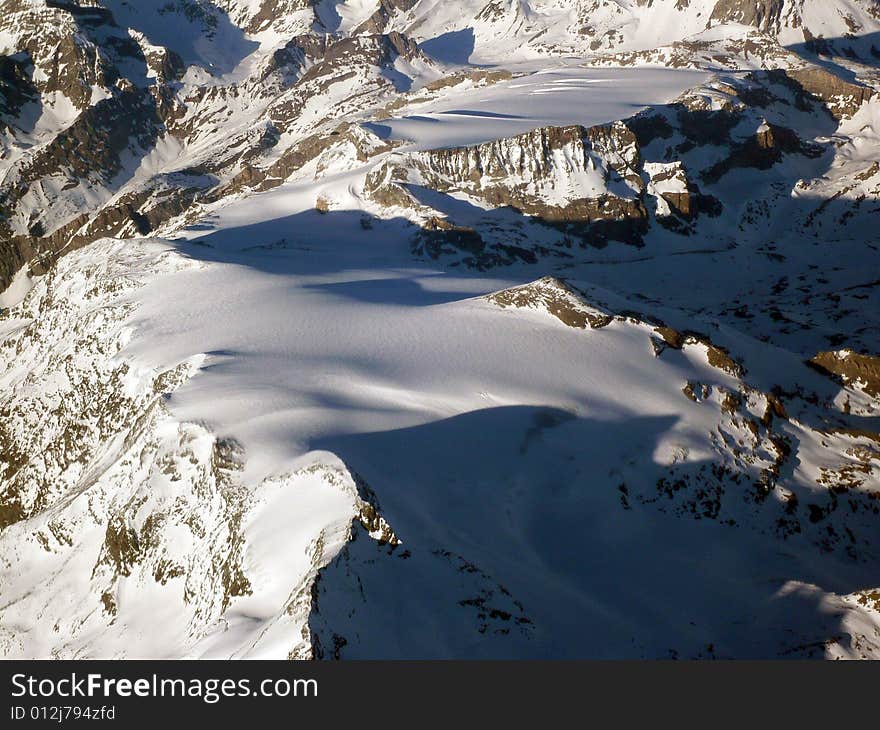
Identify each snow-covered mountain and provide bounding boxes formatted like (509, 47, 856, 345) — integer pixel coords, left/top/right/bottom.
(1, 0, 879, 658)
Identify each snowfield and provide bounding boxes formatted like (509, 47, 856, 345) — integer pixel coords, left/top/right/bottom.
(3, 177, 879, 658)
(1, 0, 879, 659)
(366, 63, 709, 148)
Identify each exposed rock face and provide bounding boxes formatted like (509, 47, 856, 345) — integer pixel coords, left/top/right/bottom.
(0, 0, 430, 290)
(710, 0, 785, 32)
(414, 216, 485, 259)
(0, 55, 38, 125)
(703, 120, 824, 182)
(810, 351, 880, 399)
(354, 0, 420, 34)
(645, 161, 693, 217)
(785, 68, 877, 120)
(299, 31, 425, 86)
(413, 123, 643, 217)
(381, 122, 650, 246)
(364, 161, 418, 210)
(0, 86, 168, 279)
(244, 0, 322, 33)
(487, 277, 614, 329)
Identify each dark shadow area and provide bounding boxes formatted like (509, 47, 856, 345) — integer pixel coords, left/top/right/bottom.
(362, 115, 440, 141)
(104, 1, 259, 75)
(360, 120, 394, 139)
(786, 30, 880, 82)
(402, 183, 501, 225)
(314, 0, 343, 34)
(419, 29, 476, 65)
(301, 275, 470, 306)
(382, 66, 416, 93)
(306, 405, 879, 658)
(175, 208, 419, 271)
(440, 109, 524, 119)
(170, 206, 528, 306)
(0, 52, 42, 138)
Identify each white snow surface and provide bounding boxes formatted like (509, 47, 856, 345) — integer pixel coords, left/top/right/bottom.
(4, 164, 876, 657)
(370, 63, 708, 148)
(0, 268, 32, 309)
(1, 0, 880, 660)
(134, 185, 691, 481)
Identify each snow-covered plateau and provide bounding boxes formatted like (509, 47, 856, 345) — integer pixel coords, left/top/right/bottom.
(1, 0, 879, 659)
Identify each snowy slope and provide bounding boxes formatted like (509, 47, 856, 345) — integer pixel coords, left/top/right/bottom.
(1, 0, 880, 659)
